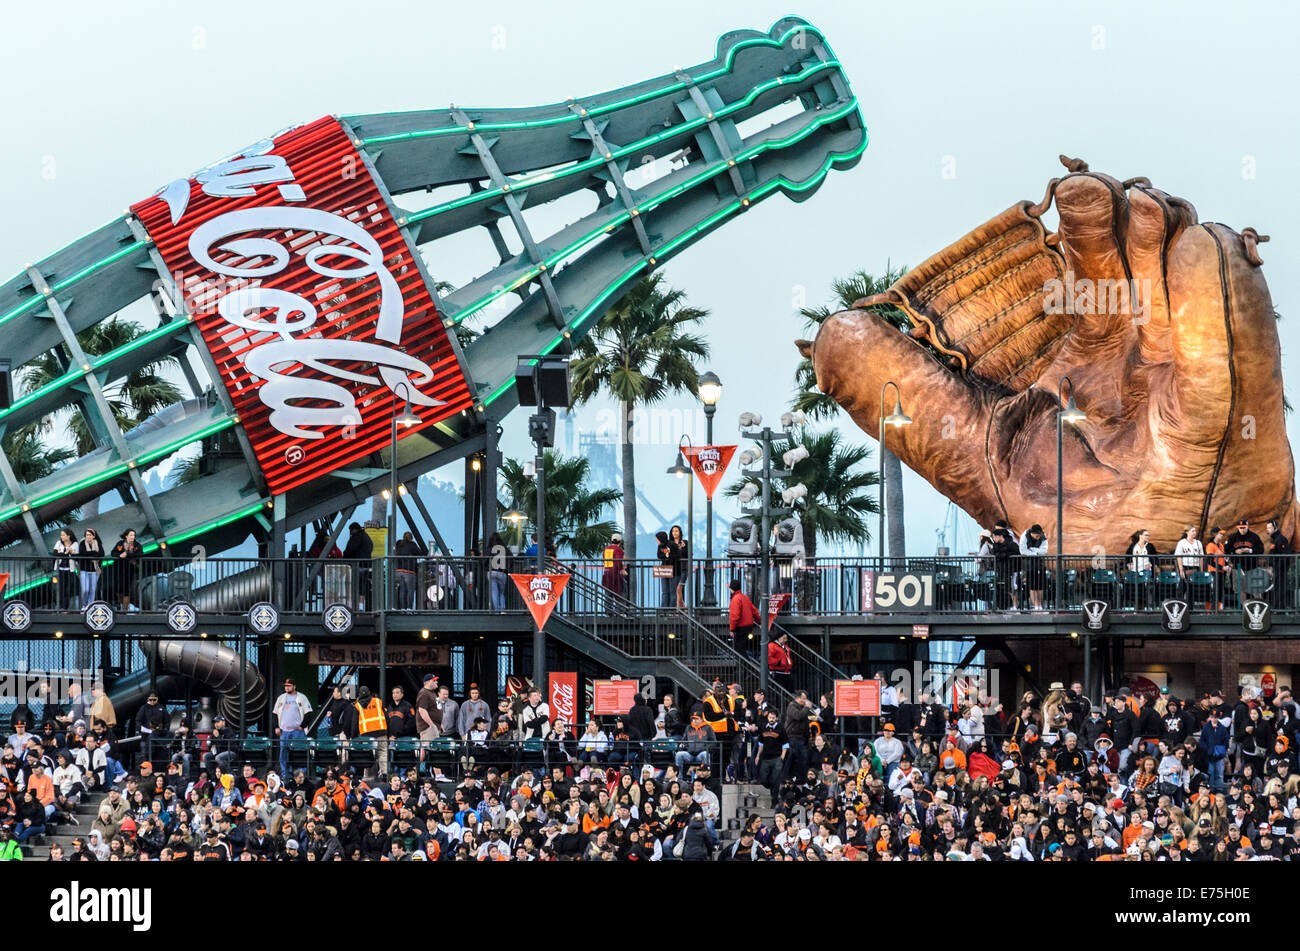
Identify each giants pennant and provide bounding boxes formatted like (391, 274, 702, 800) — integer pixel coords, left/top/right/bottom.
(684, 445, 736, 500)
(130, 117, 474, 494)
(510, 573, 570, 631)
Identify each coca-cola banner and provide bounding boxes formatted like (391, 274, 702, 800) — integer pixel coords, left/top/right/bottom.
(548, 671, 578, 734)
(130, 116, 474, 494)
(510, 573, 570, 631)
(684, 445, 736, 500)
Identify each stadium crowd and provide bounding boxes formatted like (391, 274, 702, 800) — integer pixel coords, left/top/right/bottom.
(2, 671, 1299, 861)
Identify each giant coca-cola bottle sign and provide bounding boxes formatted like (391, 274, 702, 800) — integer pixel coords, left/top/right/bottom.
(131, 116, 474, 493)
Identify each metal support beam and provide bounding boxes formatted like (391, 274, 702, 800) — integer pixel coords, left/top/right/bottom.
(992, 636, 1045, 699)
(26, 265, 165, 540)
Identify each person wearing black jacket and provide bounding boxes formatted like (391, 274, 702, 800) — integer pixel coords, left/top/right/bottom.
(1080, 707, 1109, 749)
(322, 686, 351, 739)
(1108, 697, 1137, 772)
(989, 529, 1019, 610)
(625, 694, 656, 742)
(136, 692, 169, 766)
(1161, 698, 1196, 747)
(783, 692, 812, 783)
(342, 523, 374, 608)
(661, 694, 685, 738)
(915, 691, 947, 740)
(1266, 518, 1291, 607)
(109, 528, 143, 611)
(393, 532, 427, 609)
(1134, 694, 1164, 757)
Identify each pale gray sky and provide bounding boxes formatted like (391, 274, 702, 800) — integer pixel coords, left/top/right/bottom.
(2, 0, 1296, 554)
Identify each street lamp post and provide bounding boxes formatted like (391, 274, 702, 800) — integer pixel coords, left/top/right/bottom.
(877, 381, 912, 569)
(698, 371, 722, 607)
(667, 437, 694, 611)
(382, 392, 421, 703)
(1056, 376, 1086, 613)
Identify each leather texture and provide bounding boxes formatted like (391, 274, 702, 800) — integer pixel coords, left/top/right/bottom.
(802, 157, 1298, 554)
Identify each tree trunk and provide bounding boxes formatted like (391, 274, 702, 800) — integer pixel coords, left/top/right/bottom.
(620, 399, 637, 585)
(885, 447, 906, 558)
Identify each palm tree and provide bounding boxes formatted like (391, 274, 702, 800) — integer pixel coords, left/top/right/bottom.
(569, 273, 709, 570)
(497, 451, 622, 558)
(795, 266, 914, 558)
(20, 316, 183, 519)
(723, 428, 879, 560)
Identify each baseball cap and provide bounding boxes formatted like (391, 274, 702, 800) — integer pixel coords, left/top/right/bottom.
(284, 678, 295, 686)
(424, 673, 437, 683)
(883, 723, 895, 731)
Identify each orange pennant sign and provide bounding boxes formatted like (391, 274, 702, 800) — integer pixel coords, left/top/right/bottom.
(0, 573, 8, 595)
(510, 573, 570, 631)
(684, 445, 736, 500)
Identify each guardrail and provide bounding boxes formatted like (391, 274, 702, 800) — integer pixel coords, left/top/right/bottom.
(130, 734, 736, 788)
(3, 552, 1294, 618)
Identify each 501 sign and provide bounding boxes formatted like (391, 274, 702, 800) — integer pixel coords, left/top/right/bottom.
(861, 570, 936, 611)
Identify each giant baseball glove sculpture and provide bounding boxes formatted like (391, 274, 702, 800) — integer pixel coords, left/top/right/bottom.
(800, 156, 1298, 553)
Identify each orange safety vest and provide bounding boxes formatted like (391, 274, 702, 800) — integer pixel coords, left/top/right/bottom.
(702, 695, 730, 735)
(355, 698, 387, 735)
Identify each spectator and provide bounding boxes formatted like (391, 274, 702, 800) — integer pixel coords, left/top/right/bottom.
(728, 578, 758, 653)
(457, 684, 491, 738)
(1200, 711, 1231, 793)
(517, 687, 549, 740)
(601, 532, 627, 600)
(273, 678, 312, 779)
(393, 532, 427, 609)
(136, 692, 169, 766)
(1267, 518, 1291, 608)
(767, 629, 793, 691)
(487, 532, 510, 611)
(52, 528, 79, 610)
(577, 721, 609, 765)
(655, 531, 674, 608)
(109, 528, 143, 611)
(667, 525, 688, 609)
(1019, 524, 1048, 611)
(675, 713, 715, 778)
(783, 691, 812, 782)
(77, 528, 105, 609)
(380, 688, 413, 745)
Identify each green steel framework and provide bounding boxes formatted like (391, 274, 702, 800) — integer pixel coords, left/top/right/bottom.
(0, 17, 866, 585)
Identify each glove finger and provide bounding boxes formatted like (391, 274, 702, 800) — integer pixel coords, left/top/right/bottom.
(1124, 185, 1196, 364)
(1167, 223, 1294, 528)
(807, 310, 1003, 527)
(864, 203, 1070, 393)
(1052, 172, 1140, 353)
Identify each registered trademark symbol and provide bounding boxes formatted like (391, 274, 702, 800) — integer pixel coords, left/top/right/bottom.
(284, 445, 305, 466)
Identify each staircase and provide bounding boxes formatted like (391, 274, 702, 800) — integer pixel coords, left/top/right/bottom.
(771, 621, 852, 703)
(18, 788, 109, 861)
(555, 563, 793, 706)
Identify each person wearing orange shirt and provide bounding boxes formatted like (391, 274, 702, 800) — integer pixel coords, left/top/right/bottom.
(27, 761, 56, 818)
(1205, 526, 1228, 609)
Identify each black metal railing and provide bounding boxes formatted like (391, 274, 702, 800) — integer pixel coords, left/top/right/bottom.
(5, 552, 1296, 618)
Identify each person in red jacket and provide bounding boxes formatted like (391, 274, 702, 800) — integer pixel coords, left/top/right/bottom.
(729, 579, 758, 652)
(767, 630, 793, 692)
